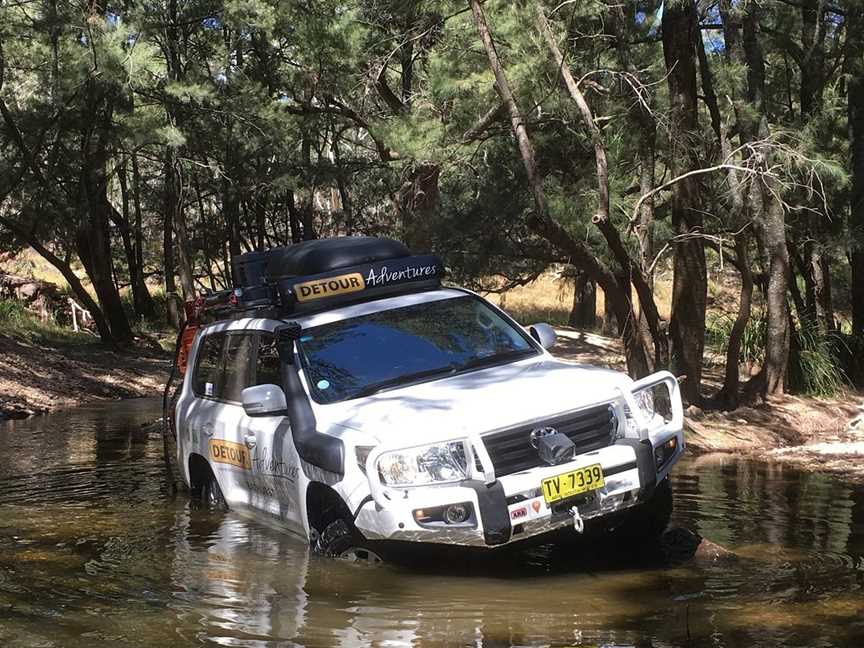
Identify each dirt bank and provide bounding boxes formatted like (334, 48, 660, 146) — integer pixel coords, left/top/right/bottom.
(553, 327, 864, 483)
(0, 335, 170, 420)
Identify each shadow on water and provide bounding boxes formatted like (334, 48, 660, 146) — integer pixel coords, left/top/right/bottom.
(0, 399, 863, 647)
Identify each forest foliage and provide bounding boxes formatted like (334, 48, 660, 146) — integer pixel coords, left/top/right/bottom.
(1, 0, 864, 407)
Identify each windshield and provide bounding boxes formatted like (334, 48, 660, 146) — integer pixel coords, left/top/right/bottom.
(297, 295, 538, 404)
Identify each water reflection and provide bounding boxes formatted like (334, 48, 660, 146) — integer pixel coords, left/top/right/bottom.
(0, 399, 862, 647)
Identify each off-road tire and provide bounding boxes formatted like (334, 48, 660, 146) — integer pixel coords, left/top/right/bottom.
(314, 519, 384, 565)
(193, 470, 228, 511)
(610, 477, 673, 541)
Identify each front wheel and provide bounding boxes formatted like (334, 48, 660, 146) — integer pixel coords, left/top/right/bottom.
(314, 519, 384, 565)
(191, 468, 228, 511)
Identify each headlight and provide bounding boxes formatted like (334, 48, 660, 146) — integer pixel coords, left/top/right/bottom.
(376, 441, 469, 487)
(625, 388, 659, 436)
(634, 389, 655, 419)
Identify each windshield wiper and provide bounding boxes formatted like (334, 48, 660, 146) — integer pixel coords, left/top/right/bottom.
(351, 365, 459, 399)
(450, 348, 535, 374)
(349, 349, 535, 400)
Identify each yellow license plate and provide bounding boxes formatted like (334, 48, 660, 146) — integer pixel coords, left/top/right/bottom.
(541, 464, 604, 503)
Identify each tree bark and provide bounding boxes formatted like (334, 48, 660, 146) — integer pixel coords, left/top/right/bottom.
(662, 0, 707, 403)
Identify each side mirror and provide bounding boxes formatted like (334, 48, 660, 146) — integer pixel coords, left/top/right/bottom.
(528, 323, 557, 349)
(241, 384, 288, 416)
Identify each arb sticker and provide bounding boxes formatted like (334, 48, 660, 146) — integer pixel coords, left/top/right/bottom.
(294, 272, 365, 302)
(209, 439, 252, 470)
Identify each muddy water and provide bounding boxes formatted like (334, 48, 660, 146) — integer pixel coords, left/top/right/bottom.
(0, 399, 863, 647)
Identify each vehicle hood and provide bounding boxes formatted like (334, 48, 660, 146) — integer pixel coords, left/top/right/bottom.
(313, 358, 633, 446)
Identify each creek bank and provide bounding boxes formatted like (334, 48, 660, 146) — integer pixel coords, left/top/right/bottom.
(553, 327, 864, 482)
(0, 334, 170, 420)
(682, 397, 864, 482)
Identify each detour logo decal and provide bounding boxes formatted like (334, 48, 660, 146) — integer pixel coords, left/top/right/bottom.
(209, 439, 252, 470)
(294, 272, 365, 302)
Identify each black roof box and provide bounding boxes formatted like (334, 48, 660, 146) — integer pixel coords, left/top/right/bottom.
(232, 237, 410, 290)
(265, 237, 409, 280)
(228, 236, 444, 316)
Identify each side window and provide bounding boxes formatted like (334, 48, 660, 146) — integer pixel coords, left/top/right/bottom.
(221, 335, 255, 402)
(253, 334, 282, 387)
(193, 332, 224, 398)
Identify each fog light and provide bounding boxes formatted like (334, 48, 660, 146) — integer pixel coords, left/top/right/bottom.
(655, 437, 678, 468)
(444, 503, 469, 524)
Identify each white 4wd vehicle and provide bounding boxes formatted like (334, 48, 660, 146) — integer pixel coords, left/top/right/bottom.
(168, 237, 684, 562)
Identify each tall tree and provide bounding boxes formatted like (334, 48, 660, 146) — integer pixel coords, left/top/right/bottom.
(662, 0, 707, 403)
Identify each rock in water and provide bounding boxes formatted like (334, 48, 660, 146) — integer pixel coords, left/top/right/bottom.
(660, 527, 737, 564)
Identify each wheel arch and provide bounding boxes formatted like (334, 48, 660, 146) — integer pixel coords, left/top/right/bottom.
(188, 453, 218, 497)
(305, 481, 353, 536)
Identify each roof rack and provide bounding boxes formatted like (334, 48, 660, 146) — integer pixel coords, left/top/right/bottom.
(187, 237, 446, 325)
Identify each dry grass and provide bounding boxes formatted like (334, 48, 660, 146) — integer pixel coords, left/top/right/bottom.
(1, 249, 72, 286)
(483, 270, 676, 328)
(482, 265, 764, 333)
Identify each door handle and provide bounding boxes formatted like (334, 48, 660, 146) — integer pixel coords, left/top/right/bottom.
(201, 422, 215, 437)
(244, 433, 257, 449)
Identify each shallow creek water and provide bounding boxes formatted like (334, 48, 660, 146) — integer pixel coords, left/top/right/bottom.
(0, 398, 862, 647)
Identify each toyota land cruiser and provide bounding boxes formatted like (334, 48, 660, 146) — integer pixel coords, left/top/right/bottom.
(165, 237, 684, 563)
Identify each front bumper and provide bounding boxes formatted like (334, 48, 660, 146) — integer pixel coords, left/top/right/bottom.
(356, 371, 684, 548)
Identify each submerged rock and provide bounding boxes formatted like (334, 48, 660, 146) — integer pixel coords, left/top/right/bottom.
(660, 527, 737, 564)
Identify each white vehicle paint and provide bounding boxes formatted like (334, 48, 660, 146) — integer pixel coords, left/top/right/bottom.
(174, 288, 685, 554)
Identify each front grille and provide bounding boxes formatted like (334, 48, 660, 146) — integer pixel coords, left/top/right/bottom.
(481, 403, 616, 477)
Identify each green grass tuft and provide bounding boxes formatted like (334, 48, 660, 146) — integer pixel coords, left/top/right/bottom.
(793, 325, 849, 397)
(0, 300, 94, 346)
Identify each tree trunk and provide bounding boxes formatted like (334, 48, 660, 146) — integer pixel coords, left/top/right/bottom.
(76, 78, 134, 346)
(721, 0, 790, 397)
(162, 151, 181, 329)
(716, 234, 753, 409)
(788, 238, 816, 329)
(114, 161, 155, 319)
(848, 6, 864, 337)
(287, 189, 302, 244)
(129, 154, 156, 318)
(569, 274, 596, 330)
(744, 10, 790, 396)
(172, 191, 196, 299)
(469, 0, 650, 377)
(601, 291, 618, 337)
(799, 0, 826, 118)
(756, 185, 791, 395)
(662, 0, 707, 404)
(75, 201, 133, 345)
(811, 250, 834, 331)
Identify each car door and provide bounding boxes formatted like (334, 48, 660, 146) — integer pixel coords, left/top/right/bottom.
(188, 330, 254, 506)
(240, 331, 305, 536)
